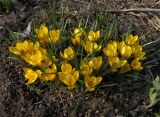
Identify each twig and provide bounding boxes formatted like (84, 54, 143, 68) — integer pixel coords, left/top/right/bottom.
(145, 98, 160, 109)
(156, 1, 160, 4)
(72, 0, 90, 4)
(145, 58, 160, 65)
(148, 50, 160, 58)
(107, 8, 160, 12)
(54, 8, 160, 16)
(99, 84, 118, 88)
(142, 39, 160, 47)
(148, 18, 160, 31)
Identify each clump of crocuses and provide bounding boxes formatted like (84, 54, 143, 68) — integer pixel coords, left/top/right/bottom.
(9, 24, 146, 91)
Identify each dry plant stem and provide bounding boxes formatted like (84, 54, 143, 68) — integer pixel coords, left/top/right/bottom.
(72, 0, 89, 4)
(145, 98, 160, 109)
(142, 39, 160, 47)
(55, 8, 160, 15)
(156, 1, 160, 4)
(56, 8, 160, 15)
(107, 8, 160, 12)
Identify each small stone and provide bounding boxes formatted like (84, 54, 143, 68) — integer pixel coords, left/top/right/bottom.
(114, 109, 118, 113)
(129, 110, 137, 117)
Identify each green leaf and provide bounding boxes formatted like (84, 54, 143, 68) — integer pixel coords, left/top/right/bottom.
(0, 0, 11, 12)
(149, 88, 157, 103)
(155, 112, 160, 117)
(153, 76, 160, 91)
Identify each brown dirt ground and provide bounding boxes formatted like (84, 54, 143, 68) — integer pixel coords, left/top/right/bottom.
(0, 0, 160, 117)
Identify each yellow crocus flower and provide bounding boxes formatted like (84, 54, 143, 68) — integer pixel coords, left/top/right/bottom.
(88, 30, 100, 42)
(125, 34, 138, 45)
(120, 46, 132, 58)
(58, 63, 79, 89)
(118, 41, 135, 58)
(85, 75, 102, 91)
(71, 36, 81, 45)
(80, 58, 93, 76)
(118, 41, 125, 51)
(134, 45, 146, 60)
(49, 29, 60, 43)
(93, 43, 102, 51)
(89, 56, 102, 70)
(61, 63, 73, 74)
(103, 41, 118, 57)
(60, 46, 75, 60)
(23, 42, 42, 65)
(9, 40, 32, 56)
(83, 41, 94, 53)
(119, 63, 131, 73)
(131, 59, 143, 70)
(9, 40, 43, 66)
(82, 40, 101, 53)
(23, 68, 41, 84)
(37, 24, 49, 44)
(135, 52, 146, 60)
(21, 42, 41, 65)
(24, 49, 42, 66)
(41, 64, 57, 81)
(38, 48, 52, 67)
(52, 55, 58, 62)
(108, 57, 127, 72)
(71, 28, 83, 45)
(73, 28, 83, 37)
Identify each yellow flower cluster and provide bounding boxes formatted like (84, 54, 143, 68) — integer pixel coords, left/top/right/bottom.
(9, 24, 146, 91)
(58, 63, 79, 89)
(80, 56, 103, 91)
(82, 30, 102, 53)
(71, 28, 101, 53)
(37, 24, 60, 44)
(103, 34, 146, 73)
(9, 40, 52, 67)
(60, 46, 75, 60)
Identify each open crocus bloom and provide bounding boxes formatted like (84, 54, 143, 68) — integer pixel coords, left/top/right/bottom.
(108, 57, 127, 72)
(23, 68, 41, 84)
(58, 63, 79, 89)
(88, 30, 100, 42)
(41, 64, 57, 81)
(9, 40, 33, 56)
(125, 34, 138, 46)
(80, 58, 93, 76)
(131, 58, 143, 70)
(60, 46, 75, 60)
(103, 41, 118, 57)
(85, 75, 102, 91)
(37, 24, 49, 44)
(89, 56, 103, 71)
